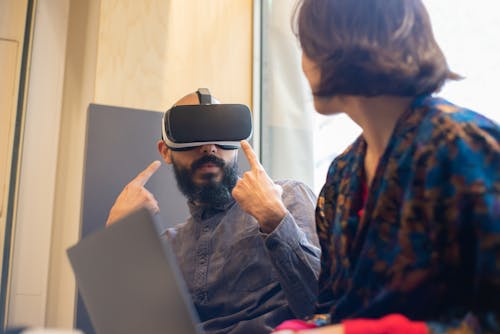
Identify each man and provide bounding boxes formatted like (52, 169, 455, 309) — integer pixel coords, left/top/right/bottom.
(106, 89, 320, 333)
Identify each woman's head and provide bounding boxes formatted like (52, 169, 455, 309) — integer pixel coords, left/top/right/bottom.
(294, 0, 460, 98)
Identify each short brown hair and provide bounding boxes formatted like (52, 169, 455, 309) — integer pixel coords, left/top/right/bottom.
(293, 0, 460, 97)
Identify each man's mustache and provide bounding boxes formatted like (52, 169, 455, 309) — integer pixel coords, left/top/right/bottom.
(191, 155, 225, 171)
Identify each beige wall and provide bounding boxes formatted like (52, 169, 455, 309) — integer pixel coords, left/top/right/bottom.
(0, 0, 28, 264)
(0, 0, 28, 328)
(46, 0, 100, 328)
(6, 0, 253, 329)
(95, 0, 252, 109)
(7, 0, 70, 327)
(0, 39, 18, 259)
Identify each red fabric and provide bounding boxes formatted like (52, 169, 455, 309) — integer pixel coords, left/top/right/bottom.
(358, 179, 368, 218)
(273, 319, 318, 331)
(343, 314, 428, 334)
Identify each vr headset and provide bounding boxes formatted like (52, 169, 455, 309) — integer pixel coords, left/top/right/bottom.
(161, 88, 253, 151)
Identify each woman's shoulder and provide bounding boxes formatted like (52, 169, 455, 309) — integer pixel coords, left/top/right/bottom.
(415, 96, 500, 150)
(410, 97, 500, 185)
(420, 96, 499, 135)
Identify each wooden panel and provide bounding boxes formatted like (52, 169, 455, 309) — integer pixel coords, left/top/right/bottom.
(45, 0, 99, 328)
(0, 0, 28, 329)
(0, 40, 18, 229)
(0, 0, 28, 41)
(95, 0, 252, 110)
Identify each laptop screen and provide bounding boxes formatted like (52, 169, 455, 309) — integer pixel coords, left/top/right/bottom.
(67, 209, 203, 334)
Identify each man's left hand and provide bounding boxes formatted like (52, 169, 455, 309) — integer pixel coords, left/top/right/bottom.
(232, 140, 287, 233)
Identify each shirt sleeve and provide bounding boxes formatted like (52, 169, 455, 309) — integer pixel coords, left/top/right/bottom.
(340, 310, 499, 334)
(263, 180, 321, 318)
(342, 314, 428, 334)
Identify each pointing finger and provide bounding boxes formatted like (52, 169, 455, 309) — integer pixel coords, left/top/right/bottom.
(240, 140, 263, 170)
(133, 160, 161, 186)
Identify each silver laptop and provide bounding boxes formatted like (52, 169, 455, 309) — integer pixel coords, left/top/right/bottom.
(67, 209, 204, 334)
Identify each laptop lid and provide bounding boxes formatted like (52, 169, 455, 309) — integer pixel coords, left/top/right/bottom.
(67, 209, 203, 334)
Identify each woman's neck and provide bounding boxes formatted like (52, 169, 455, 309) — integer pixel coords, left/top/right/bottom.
(345, 96, 413, 185)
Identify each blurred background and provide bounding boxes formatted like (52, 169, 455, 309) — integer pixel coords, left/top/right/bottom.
(1, 0, 499, 331)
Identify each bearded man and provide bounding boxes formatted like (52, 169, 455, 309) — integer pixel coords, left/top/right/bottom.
(105, 89, 320, 334)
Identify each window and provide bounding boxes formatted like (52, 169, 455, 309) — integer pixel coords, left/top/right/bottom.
(259, 0, 500, 194)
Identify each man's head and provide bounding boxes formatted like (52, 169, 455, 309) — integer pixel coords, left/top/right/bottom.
(157, 91, 239, 207)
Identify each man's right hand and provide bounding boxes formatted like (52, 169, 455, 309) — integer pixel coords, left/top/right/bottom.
(105, 160, 161, 226)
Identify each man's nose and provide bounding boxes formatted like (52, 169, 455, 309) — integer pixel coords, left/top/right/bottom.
(200, 144, 217, 155)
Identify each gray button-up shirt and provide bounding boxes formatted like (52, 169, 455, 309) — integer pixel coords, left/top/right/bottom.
(164, 179, 320, 334)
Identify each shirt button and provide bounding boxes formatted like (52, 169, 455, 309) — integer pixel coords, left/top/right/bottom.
(203, 226, 209, 232)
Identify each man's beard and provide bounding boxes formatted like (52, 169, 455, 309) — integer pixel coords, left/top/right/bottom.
(172, 155, 239, 207)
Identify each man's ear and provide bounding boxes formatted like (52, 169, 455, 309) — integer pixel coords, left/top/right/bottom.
(157, 140, 173, 164)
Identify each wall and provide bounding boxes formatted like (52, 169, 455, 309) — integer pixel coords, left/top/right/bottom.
(95, 0, 252, 109)
(0, 0, 29, 328)
(46, 0, 100, 328)
(6, 0, 253, 329)
(7, 0, 71, 327)
(0, 0, 27, 227)
(0, 0, 29, 290)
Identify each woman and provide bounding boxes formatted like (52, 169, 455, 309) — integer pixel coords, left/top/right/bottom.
(275, 0, 500, 333)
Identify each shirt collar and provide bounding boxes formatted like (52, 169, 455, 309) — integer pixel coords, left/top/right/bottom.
(187, 198, 236, 220)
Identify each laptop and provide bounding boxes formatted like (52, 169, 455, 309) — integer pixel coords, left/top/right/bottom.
(67, 209, 204, 334)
